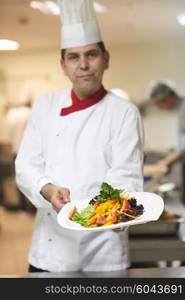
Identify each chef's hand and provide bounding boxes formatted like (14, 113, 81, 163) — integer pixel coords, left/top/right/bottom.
(156, 159, 169, 167)
(154, 160, 170, 174)
(40, 183, 70, 213)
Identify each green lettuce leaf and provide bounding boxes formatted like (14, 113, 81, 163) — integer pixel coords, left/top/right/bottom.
(97, 182, 123, 203)
(72, 204, 95, 226)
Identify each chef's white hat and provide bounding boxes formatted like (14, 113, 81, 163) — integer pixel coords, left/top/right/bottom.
(145, 79, 176, 101)
(58, 0, 102, 49)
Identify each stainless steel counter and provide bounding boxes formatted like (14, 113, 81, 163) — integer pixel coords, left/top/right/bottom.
(2, 267, 185, 278)
(129, 234, 185, 263)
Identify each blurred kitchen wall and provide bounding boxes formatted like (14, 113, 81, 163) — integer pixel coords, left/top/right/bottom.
(0, 42, 184, 152)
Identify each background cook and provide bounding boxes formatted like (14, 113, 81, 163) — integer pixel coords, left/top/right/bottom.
(147, 80, 185, 204)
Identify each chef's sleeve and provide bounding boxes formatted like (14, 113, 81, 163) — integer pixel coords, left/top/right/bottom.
(105, 105, 144, 192)
(177, 102, 185, 156)
(178, 134, 185, 156)
(178, 125, 185, 156)
(15, 101, 53, 208)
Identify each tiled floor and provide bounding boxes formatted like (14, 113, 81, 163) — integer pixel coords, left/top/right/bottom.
(0, 207, 35, 275)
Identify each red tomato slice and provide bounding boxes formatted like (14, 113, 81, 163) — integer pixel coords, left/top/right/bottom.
(112, 213, 118, 224)
(121, 200, 131, 211)
(96, 215, 107, 225)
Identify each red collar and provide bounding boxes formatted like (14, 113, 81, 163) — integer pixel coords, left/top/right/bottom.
(60, 85, 107, 116)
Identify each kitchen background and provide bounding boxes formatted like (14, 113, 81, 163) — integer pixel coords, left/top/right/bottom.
(0, 0, 185, 275)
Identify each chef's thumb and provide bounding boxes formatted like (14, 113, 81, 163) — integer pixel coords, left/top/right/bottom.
(62, 188, 70, 202)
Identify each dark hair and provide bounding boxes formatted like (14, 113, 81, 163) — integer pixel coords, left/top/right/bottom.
(61, 41, 106, 60)
(150, 83, 177, 100)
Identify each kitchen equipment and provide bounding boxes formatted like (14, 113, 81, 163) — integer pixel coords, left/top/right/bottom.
(129, 218, 184, 236)
(156, 182, 177, 200)
(157, 182, 177, 193)
(143, 164, 168, 193)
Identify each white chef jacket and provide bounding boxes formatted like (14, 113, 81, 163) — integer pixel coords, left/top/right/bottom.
(15, 89, 144, 272)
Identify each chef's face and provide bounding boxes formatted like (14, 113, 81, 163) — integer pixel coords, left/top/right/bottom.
(155, 95, 178, 110)
(60, 43, 109, 99)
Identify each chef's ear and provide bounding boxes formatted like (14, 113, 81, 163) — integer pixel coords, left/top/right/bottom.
(103, 50, 110, 70)
(60, 59, 67, 76)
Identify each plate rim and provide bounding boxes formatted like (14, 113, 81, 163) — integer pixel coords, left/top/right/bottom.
(57, 191, 164, 231)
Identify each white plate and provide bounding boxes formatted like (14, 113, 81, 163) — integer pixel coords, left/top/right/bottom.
(57, 192, 164, 232)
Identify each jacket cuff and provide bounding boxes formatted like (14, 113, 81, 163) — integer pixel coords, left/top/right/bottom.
(32, 176, 53, 208)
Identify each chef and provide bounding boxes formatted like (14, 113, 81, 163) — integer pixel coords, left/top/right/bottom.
(147, 80, 185, 204)
(15, 0, 144, 272)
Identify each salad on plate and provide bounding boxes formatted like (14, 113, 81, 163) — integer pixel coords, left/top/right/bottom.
(68, 182, 144, 228)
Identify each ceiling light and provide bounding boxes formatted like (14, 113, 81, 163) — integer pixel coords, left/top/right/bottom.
(0, 39, 20, 50)
(30, 1, 106, 15)
(176, 13, 185, 26)
(30, 1, 60, 15)
(94, 2, 107, 13)
(111, 88, 130, 101)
